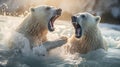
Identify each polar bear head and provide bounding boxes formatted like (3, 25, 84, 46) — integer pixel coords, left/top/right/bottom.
(30, 5, 62, 32)
(71, 12, 101, 38)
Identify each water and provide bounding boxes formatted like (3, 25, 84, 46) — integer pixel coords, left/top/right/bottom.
(0, 16, 120, 67)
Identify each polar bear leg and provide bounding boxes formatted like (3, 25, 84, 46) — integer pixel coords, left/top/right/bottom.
(43, 36, 67, 51)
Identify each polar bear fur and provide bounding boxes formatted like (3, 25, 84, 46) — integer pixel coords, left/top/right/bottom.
(64, 12, 107, 54)
(8, 5, 67, 55)
(16, 5, 63, 47)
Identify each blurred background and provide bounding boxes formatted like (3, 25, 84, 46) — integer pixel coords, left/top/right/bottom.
(0, 0, 120, 24)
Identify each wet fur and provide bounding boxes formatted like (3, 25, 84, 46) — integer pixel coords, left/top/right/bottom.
(67, 27, 107, 54)
(16, 14, 48, 47)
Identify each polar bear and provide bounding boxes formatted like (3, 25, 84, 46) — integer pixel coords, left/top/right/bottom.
(8, 5, 67, 55)
(63, 12, 107, 54)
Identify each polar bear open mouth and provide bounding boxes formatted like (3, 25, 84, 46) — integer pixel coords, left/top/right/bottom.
(48, 8, 62, 32)
(48, 15, 60, 31)
(71, 16, 82, 38)
(72, 23, 82, 38)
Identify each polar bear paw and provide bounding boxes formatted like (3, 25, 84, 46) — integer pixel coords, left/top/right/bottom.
(60, 36, 68, 43)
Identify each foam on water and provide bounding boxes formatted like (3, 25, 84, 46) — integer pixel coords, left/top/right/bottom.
(0, 16, 120, 67)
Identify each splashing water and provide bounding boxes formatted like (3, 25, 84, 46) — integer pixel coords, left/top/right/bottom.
(0, 16, 120, 67)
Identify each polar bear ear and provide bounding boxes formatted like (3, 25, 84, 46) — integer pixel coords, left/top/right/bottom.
(95, 16, 101, 23)
(31, 8, 35, 12)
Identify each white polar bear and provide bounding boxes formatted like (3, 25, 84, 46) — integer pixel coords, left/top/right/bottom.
(7, 5, 67, 56)
(63, 12, 107, 54)
(69, 12, 107, 54)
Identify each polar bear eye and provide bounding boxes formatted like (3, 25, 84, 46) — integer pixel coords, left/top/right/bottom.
(46, 7, 51, 10)
(31, 8, 35, 12)
(81, 15, 86, 18)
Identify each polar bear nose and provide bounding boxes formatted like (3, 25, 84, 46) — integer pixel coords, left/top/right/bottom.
(71, 16, 77, 22)
(56, 8, 62, 15)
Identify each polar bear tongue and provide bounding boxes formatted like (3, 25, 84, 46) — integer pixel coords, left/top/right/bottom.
(77, 28, 80, 36)
(50, 21, 54, 29)
(75, 24, 82, 38)
(48, 15, 60, 31)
